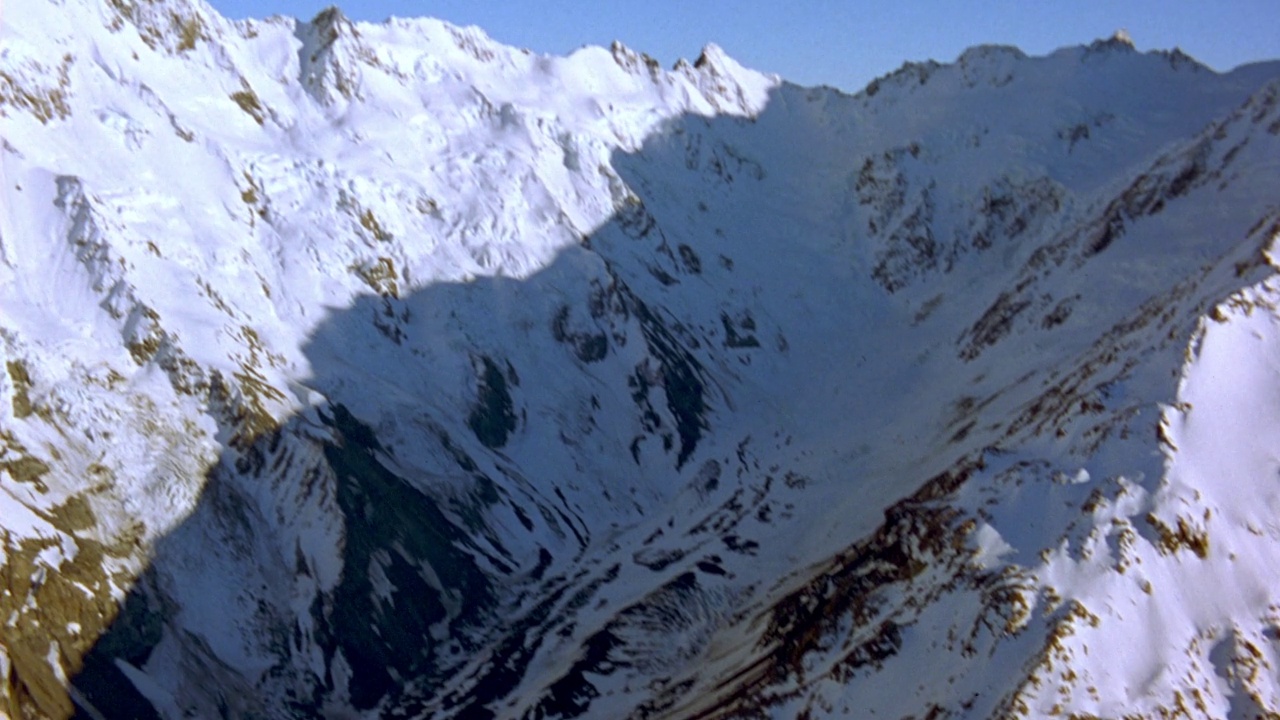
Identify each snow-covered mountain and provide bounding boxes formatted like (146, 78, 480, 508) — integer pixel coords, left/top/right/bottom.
(3, 1, 1280, 717)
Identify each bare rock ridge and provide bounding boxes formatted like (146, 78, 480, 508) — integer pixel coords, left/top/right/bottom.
(3, 0, 1280, 718)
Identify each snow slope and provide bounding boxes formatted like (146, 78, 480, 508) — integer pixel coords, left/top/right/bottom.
(2, 1, 1280, 717)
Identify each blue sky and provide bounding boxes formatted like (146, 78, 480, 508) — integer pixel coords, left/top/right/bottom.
(205, 0, 1279, 93)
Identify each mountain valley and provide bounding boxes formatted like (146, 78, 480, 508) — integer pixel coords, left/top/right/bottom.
(3, 3, 1280, 718)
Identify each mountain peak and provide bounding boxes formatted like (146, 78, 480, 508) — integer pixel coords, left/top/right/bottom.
(308, 4, 348, 29)
(296, 4, 369, 105)
(693, 42, 731, 70)
(1087, 28, 1138, 53)
(609, 39, 662, 74)
(685, 42, 777, 116)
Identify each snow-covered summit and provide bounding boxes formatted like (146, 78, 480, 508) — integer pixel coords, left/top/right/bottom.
(3, 1, 1280, 718)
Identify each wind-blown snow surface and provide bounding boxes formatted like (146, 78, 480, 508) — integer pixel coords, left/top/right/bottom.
(3, 1, 1280, 717)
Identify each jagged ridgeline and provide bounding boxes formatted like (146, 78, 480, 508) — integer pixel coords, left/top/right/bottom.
(3, 1, 1280, 718)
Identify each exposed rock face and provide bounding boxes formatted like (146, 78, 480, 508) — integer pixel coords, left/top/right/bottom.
(3, 2, 1280, 718)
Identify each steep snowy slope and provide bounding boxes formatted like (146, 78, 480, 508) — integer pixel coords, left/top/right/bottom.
(2, 1, 1280, 717)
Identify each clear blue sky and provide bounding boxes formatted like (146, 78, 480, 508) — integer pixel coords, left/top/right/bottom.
(206, 0, 1279, 93)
